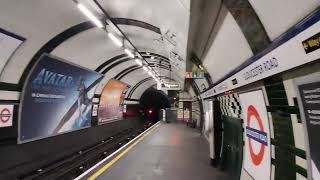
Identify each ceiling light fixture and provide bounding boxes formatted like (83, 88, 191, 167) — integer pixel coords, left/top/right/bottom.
(198, 65, 204, 70)
(77, 3, 104, 28)
(142, 66, 148, 72)
(124, 49, 135, 58)
(108, 32, 123, 47)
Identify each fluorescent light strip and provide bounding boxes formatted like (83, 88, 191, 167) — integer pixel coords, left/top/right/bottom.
(142, 66, 148, 72)
(135, 59, 143, 66)
(124, 49, 135, 58)
(108, 33, 123, 47)
(77, 3, 103, 28)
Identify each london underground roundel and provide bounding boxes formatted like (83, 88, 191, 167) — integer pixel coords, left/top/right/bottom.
(246, 105, 268, 165)
(0, 105, 13, 128)
(239, 90, 271, 180)
(0, 108, 11, 123)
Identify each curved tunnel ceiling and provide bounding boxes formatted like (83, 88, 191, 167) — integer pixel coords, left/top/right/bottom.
(0, 0, 190, 100)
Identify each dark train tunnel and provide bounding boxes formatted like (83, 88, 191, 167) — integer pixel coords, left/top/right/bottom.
(139, 88, 171, 122)
(0, 0, 319, 180)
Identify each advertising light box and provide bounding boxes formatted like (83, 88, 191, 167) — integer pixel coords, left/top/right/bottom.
(295, 73, 320, 180)
(19, 54, 102, 143)
(98, 79, 128, 124)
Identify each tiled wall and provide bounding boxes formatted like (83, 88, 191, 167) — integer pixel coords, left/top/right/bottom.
(217, 94, 242, 119)
(264, 76, 301, 180)
(215, 62, 320, 180)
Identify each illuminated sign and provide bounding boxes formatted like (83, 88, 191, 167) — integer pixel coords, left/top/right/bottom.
(185, 71, 204, 79)
(303, 32, 320, 54)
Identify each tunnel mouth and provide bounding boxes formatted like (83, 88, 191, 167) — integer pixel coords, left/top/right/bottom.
(139, 88, 171, 123)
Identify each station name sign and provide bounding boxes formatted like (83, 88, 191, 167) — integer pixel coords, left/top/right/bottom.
(200, 10, 320, 99)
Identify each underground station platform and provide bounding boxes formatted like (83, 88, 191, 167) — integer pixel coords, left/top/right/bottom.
(1, 1, 319, 180)
(74, 121, 228, 180)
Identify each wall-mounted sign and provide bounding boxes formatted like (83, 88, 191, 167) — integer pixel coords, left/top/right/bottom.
(183, 109, 190, 121)
(232, 78, 238, 85)
(0, 28, 25, 75)
(19, 54, 102, 143)
(303, 32, 320, 54)
(185, 71, 204, 79)
(158, 83, 181, 90)
(0, 104, 13, 128)
(177, 109, 183, 120)
(296, 73, 320, 180)
(92, 104, 98, 117)
(201, 10, 320, 99)
(239, 90, 271, 180)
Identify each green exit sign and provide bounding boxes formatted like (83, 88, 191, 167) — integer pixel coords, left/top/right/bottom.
(185, 72, 204, 79)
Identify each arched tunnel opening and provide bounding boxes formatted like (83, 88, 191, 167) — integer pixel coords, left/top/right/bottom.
(139, 88, 171, 123)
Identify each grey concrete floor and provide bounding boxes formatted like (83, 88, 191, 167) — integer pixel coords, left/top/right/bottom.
(96, 121, 228, 180)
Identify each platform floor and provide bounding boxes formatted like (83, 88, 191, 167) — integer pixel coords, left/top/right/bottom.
(95, 121, 228, 180)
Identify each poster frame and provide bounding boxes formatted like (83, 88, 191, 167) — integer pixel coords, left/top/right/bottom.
(97, 79, 129, 125)
(294, 72, 320, 180)
(18, 53, 103, 144)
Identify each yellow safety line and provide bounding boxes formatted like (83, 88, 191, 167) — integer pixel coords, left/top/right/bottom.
(88, 123, 160, 180)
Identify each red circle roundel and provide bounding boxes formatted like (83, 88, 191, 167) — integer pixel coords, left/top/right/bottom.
(0, 108, 11, 123)
(246, 105, 268, 166)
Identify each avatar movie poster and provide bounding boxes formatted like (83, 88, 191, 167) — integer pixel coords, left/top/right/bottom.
(19, 54, 102, 143)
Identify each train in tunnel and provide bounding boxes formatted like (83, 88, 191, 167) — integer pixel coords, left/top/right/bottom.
(0, 0, 320, 180)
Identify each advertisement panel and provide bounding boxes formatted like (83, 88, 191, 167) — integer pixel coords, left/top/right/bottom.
(183, 109, 190, 121)
(0, 104, 14, 128)
(19, 54, 102, 143)
(296, 73, 320, 180)
(177, 109, 184, 120)
(98, 79, 128, 124)
(239, 90, 271, 180)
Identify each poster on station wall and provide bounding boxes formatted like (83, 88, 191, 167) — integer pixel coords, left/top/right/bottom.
(0, 28, 25, 75)
(19, 54, 102, 143)
(183, 109, 190, 121)
(296, 73, 320, 180)
(239, 90, 271, 180)
(177, 109, 184, 120)
(0, 104, 14, 128)
(98, 79, 128, 124)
